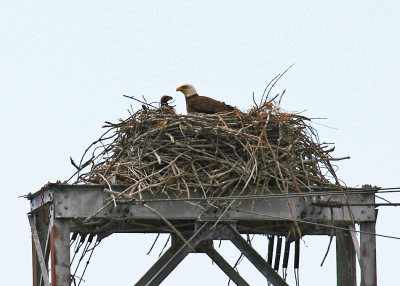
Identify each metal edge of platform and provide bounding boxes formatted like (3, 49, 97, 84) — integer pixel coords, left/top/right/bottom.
(28, 183, 376, 224)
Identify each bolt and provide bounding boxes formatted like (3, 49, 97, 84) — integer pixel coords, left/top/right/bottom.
(58, 200, 62, 204)
(64, 194, 69, 198)
(64, 206, 68, 210)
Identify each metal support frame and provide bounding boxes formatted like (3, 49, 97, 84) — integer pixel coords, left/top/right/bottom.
(135, 222, 288, 286)
(50, 217, 71, 286)
(225, 224, 289, 286)
(27, 184, 378, 286)
(136, 222, 215, 285)
(360, 222, 377, 286)
(336, 226, 356, 286)
(205, 247, 250, 286)
(29, 215, 50, 286)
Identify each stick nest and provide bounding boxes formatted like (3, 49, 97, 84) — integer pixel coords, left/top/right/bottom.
(72, 102, 347, 199)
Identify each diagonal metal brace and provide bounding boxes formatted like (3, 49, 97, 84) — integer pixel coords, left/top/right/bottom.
(225, 224, 289, 286)
(205, 247, 250, 286)
(135, 248, 175, 286)
(135, 221, 214, 286)
(28, 215, 50, 286)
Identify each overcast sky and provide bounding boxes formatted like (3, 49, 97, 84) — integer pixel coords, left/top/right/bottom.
(1, 1, 399, 285)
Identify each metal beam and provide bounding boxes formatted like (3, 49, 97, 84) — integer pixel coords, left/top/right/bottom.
(137, 222, 214, 286)
(225, 224, 288, 286)
(360, 222, 377, 286)
(274, 236, 282, 271)
(40, 226, 51, 286)
(205, 247, 250, 286)
(28, 215, 50, 286)
(336, 227, 356, 286)
(32, 235, 38, 286)
(31, 184, 376, 224)
(50, 218, 70, 286)
(348, 224, 361, 265)
(135, 247, 175, 285)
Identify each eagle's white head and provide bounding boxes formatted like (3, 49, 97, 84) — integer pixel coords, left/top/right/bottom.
(176, 84, 197, 98)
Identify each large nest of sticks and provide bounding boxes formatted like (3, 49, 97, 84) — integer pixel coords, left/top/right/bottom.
(72, 97, 347, 199)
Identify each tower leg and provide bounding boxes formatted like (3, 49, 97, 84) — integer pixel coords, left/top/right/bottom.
(28, 215, 50, 286)
(360, 222, 377, 286)
(50, 218, 70, 286)
(336, 227, 356, 286)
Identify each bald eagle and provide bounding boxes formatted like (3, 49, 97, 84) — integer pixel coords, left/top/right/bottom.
(159, 95, 175, 113)
(160, 95, 173, 107)
(176, 84, 234, 114)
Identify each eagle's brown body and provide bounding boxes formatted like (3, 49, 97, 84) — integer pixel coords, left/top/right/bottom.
(176, 84, 234, 114)
(185, 94, 234, 114)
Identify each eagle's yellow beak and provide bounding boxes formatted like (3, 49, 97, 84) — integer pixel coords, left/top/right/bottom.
(176, 86, 183, 92)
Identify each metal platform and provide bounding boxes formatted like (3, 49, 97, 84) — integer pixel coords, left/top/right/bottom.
(27, 183, 378, 286)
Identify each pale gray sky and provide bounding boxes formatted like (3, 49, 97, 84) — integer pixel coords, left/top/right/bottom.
(1, 1, 399, 285)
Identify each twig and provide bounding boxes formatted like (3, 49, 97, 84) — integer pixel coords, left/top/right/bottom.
(123, 94, 158, 109)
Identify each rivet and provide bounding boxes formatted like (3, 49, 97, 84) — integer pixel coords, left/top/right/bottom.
(64, 206, 68, 209)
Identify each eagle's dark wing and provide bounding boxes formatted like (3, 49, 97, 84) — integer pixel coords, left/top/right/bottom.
(187, 96, 234, 114)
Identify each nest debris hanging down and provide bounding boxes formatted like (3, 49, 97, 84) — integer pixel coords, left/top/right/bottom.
(72, 96, 349, 201)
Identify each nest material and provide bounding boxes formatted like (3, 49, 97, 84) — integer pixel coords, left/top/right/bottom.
(74, 103, 347, 199)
